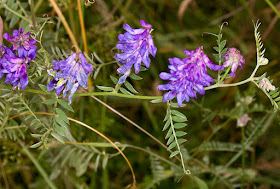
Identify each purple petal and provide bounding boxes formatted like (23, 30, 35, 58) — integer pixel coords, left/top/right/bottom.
(159, 72, 172, 80)
(140, 20, 152, 29)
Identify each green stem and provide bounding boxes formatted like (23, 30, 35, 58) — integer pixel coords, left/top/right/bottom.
(75, 92, 162, 100)
(18, 139, 57, 189)
(113, 84, 121, 93)
(3, 4, 32, 23)
(34, 0, 44, 12)
(219, 66, 231, 84)
(205, 77, 252, 91)
(264, 0, 280, 18)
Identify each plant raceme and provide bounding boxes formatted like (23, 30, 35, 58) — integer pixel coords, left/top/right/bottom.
(0, 21, 276, 108)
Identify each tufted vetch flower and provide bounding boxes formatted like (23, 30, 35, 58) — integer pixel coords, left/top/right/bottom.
(3, 28, 37, 52)
(222, 48, 245, 77)
(115, 20, 157, 84)
(157, 46, 223, 106)
(259, 77, 275, 92)
(47, 53, 93, 104)
(0, 47, 36, 90)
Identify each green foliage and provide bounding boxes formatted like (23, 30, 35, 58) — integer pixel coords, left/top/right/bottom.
(163, 101, 189, 173)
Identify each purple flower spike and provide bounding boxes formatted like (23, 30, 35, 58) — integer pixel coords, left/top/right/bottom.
(222, 48, 245, 77)
(3, 28, 37, 52)
(157, 46, 223, 107)
(115, 20, 157, 84)
(47, 53, 93, 104)
(0, 47, 35, 90)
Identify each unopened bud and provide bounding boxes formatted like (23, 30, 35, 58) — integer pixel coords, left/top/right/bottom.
(237, 114, 250, 127)
(259, 57, 269, 66)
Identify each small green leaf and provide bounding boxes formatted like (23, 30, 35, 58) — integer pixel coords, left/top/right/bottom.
(129, 73, 143, 80)
(213, 47, 219, 52)
(193, 176, 209, 189)
(162, 119, 171, 131)
(96, 85, 114, 92)
(167, 142, 177, 150)
(172, 116, 187, 122)
(43, 99, 56, 105)
(165, 127, 173, 139)
(269, 89, 278, 95)
(167, 135, 175, 145)
(221, 48, 228, 56)
(176, 131, 187, 137)
(170, 103, 186, 108)
(55, 108, 69, 124)
(54, 124, 66, 137)
(110, 76, 118, 84)
(140, 67, 148, 72)
(150, 99, 162, 103)
(177, 138, 187, 144)
(38, 84, 50, 93)
(55, 116, 68, 129)
(217, 34, 222, 41)
(9, 10, 22, 28)
(102, 155, 109, 169)
(163, 112, 171, 122)
(171, 110, 187, 120)
(124, 81, 138, 94)
(271, 91, 279, 98)
(169, 150, 180, 158)
(219, 40, 227, 50)
(31, 133, 42, 138)
(120, 87, 133, 95)
(30, 141, 43, 148)
(51, 132, 65, 144)
(57, 99, 74, 112)
(174, 123, 187, 129)
(274, 97, 280, 102)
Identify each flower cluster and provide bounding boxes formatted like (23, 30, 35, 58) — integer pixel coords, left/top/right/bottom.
(115, 20, 157, 84)
(157, 47, 223, 106)
(222, 48, 245, 77)
(0, 28, 37, 90)
(259, 77, 275, 92)
(47, 53, 93, 104)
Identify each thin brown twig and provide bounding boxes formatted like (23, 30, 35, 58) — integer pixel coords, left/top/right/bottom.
(0, 16, 3, 45)
(77, 0, 93, 92)
(84, 90, 181, 162)
(48, 0, 79, 52)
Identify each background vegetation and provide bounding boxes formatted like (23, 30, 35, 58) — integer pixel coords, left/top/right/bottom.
(0, 0, 280, 188)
